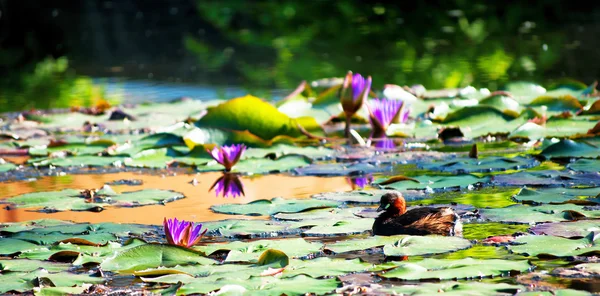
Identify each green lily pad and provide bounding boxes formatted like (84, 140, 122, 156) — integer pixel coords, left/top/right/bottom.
(34, 286, 90, 296)
(478, 94, 521, 112)
(284, 257, 371, 278)
(0, 238, 44, 255)
(273, 207, 362, 221)
(492, 170, 600, 187)
(530, 220, 600, 238)
(481, 204, 600, 224)
(540, 139, 600, 159)
(377, 257, 531, 280)
(0, 159, 16, 172)
(507, 233, 600, 257)
(292, 162, 391, 176)
(11, 232, 117, 245)
(243, 144, 334, 160)
(1, 188, 184, 212)
(195, 238, 323, 263)
(312, 189, 425, 204)
(417, 156, 538, 173)
(29, 155, 127, 167)
(196, 95, 320, 140)
(0, 219, 75, 233)
(376, 174, 490, 192)
(28, 142, 112, 157)
(123, 148, 178, 168)
(512, 187, 583, 204)
(0, 259, 71, 272)
(210, 197, 338, 216)
(298, 217, 374, 236)
(383, 235, 472, 256)
(197, 154, 312, 174)
(0, 270, 104, 294)
(462, 223, 530, 240)
(503, 81, 546, 101)
(440, 106, 528, 138)
(383, 281, 525, 296)
(202, 219, 294, 238)
(100, 244, 216, 272)
(568, 159, 600, 173)
(528, 95, 583, 112)
(19, 239, 147, 262)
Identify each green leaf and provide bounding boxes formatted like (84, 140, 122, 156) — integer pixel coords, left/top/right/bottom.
(11, 232, 117, 245)
(202, 219, 293, 238)
(378, 258, 531, 280)
(0, 219, 74, 233)
(323, 235, 411, 254)
(478, 94, 521, 112)
(382, 235, 472, 256)
(100, 244, 216, 272)
(528, 95, 583, 112)
(257, 249, 289, 268)
(512, 187, 582, 204)
(210, 197, 338, 216)
(19, 239, 147, 262)
(0, 259, 71, 272)
(284, 257, 371, 278)
(503, 81, 546, 100)
(1, 189, 184, 212)
(481, 204, 600, 224)
(540, 139, 600, 159)
(298, 217, 374, 236)
(383, 281, 525, 296)
(0, 160, 16, 172)
(376, 174, 490, 191)
(440, 106, 527, 138)
(0, 238, 44, 255)
(568, 159, 600, 173)
(29, 155, 126, 167)
(195, 238, 322, 262)
(195, 95, 321, 140)
(507, 233, 600, 257)
(417, 156, 538, 173)
(531, 220, 600, 238)
(311, 190, 395, 204)
(0, 270, 104, 294)
(198, 154, 312, 174)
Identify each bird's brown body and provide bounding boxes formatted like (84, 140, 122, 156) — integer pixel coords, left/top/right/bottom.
(372, 192, 462, 236)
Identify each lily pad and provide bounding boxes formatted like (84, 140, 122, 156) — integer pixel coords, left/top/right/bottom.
(243, 144, 335, 160)
(492, 170, 600, 187)
(0, 259, 71, 272)
(197, 154, 312, 174)
(440, 106, 528, 138)
(284, 257, 371, 278)
(540, 139, 600, 159)
(417, 156, 538, 173)
(202, 219, 294, 238)
(312, 189, 426, 204)
(298, 217, 374, 236)
(382, 235, 472, 256)
(210, 197, 338, 216)
(480, 204, 600, 224)
(512, 187, 584, 204)
(30, 155, 126, 167)
(0, 270, 104, 294)
(0, 159, 16, 172)
(507, 233, 600, 257)
(100, 244, 216, 272)
(383, 281, 525, 296)
(378, 257, 531, 280)
(0, 238, 44, 255)
(376, 174, 490, 192)
(1, 189, 184, 212)
(292, 162, 392, 176)
(195, 95, 320, 140)
(18, 239, 147, 262)
(10, 232, 117, 245)
(530, 220, 600, 238)
(194, 238, 323, 262)
(568, 159, 600, 173)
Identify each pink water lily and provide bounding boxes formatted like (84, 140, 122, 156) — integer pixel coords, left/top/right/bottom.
(208, 144, 247, 172)
(339, 71, 372, 138)
(210, 173, 245, 198)
(367, 98, 407, 138)
(163, 217, 207, 248)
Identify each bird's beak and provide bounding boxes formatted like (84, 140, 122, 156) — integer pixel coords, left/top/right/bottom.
(376, 204, 387, 212)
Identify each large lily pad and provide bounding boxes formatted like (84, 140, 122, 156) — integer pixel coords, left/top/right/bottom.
(512, 187, 587, 204)
(296, 217, 374, 236)
(376, 174, 490, 191)
(1, 188, 184, 212)
(540, 139, 600, 159)
(292, 162, 392, 176)
(568, 159, 600, 173)
(377, 257, 531, 280)
(507, 233, 600, 257)
(480, 204, 600, 224)
(383, 281, 525, 296)
(312, 189, 426, 204)
(197, 154, 312, 174)
(0, 259, 71, 272)
(202, 219, 295, 238)
(210, 197, 338, 216)
(284, 257, 371, 278)
(194, 238, 323, 262)
(100, 244, 215, 272)
(324, 235, 471, 256)
(492, 170, 600, 187)
(417, 156, 538, 173)
(18, 239, 147, 262)
(0, 270, 104, 294)
(195, 95, 320, 140)
(440, 106, 528, 138)
(530, 220, 600, 238)
(0, 238, 44, 255)
(30, 155, 127, 167)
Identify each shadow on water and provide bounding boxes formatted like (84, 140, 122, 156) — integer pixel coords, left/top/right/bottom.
(0, 172, 350, 224)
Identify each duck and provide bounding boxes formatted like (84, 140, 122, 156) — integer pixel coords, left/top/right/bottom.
(372, 191, 462, 236)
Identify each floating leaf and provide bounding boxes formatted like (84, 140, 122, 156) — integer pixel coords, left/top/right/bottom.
(512, 187, 583, 204)
(0, 270, 104, 294)
(378, 258, 531, 280)
(530, 220, 600, 238)
(210, 197, 338, 216)
(11, 232, 117, 246)
(29, 155, 126, 167)
(383, 281, 525, 296)
(528, 95, 583, 112)
(0, 259, 71, 272)
(284, 257, 371, 278)
(197, 154, 311, 174)
(257, 249, 289, 268)
(478, 94, 521, 112)
(100, 244, 215, 272)
(202, 219, 294, 238)
(417, 156, 538, 173)
(507, 233, 600, 257)
(382, 235, 472, 256)
(440, 106, 528, 138)
(195, 238, 323, 263)
(540, 139, 600, 159)
(376, 174, 490, 191)
(568, 159, 600, 173)
(311, 189, 426, 204)
(0, 238, 43, 255)
(292, 162, 392, 176)
(195, 95, 321, 140)
(480, 204, 600, 224)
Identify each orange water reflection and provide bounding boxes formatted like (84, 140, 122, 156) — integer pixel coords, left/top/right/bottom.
(0, 172, 350, 225)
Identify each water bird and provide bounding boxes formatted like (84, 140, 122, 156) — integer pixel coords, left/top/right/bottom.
(372, 191, 462, 236)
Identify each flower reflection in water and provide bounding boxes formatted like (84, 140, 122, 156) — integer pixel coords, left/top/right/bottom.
(209, 173, 245, 198)
(347, 174, 373, 190)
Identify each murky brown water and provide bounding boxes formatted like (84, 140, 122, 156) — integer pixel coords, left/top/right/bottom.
(0, 172, 350, 225)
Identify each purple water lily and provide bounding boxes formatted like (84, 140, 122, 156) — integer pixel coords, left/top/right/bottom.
(209, 173, 245, 198)
(347, 175, 374, 190)
(339, 71, 372, 138)
(163, 217, 207, 248)
(367, 98, 406, 138)
(374, 137, 397, 150)
(208, 144, 247, 172)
